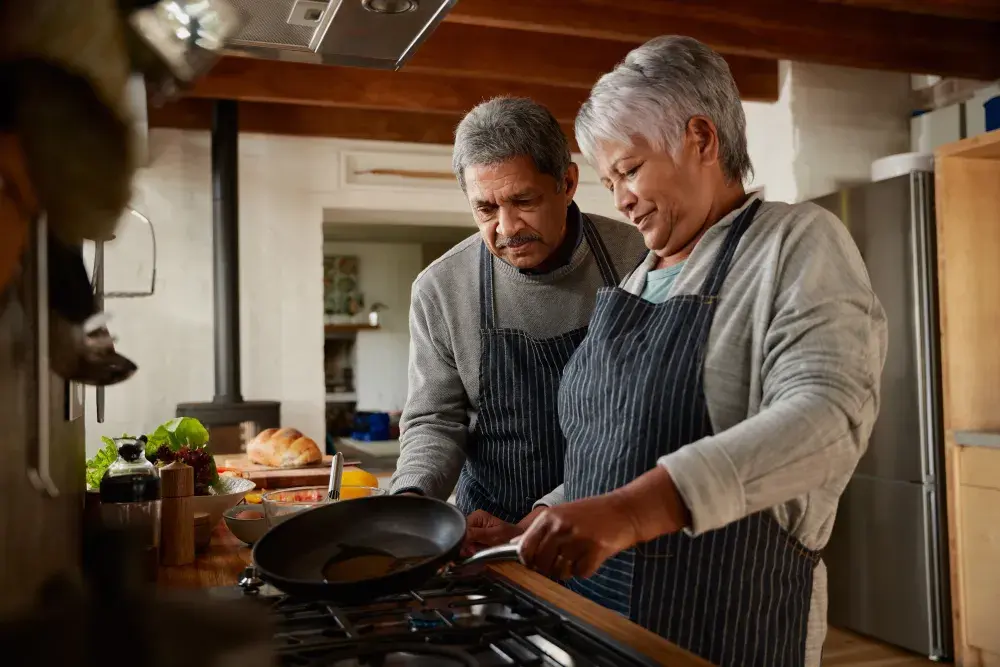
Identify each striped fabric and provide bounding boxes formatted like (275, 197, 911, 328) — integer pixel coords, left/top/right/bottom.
(560, 200, 818, 667)
(455, 217, 618, 523)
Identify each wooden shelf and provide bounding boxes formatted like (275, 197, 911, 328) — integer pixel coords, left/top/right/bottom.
(953, 431, 1000, 450)
(324, 323, 381, 334)
(325, 392, 358, 403)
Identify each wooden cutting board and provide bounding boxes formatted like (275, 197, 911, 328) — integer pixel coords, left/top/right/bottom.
(215, 454, 362, 490)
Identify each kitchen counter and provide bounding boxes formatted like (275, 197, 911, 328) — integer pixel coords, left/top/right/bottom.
(158, 524, 709, 666)
(334, 437, 399, 487)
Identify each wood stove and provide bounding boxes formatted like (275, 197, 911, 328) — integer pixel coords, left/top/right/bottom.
(176, 100, 279, 454)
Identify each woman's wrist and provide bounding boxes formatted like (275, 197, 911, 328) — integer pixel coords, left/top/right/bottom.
(609, 465, 691, 544)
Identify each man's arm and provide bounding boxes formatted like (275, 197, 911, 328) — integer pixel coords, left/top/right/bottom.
(390, 285, 470, 499)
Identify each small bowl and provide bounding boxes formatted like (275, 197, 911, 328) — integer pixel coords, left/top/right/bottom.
(223, 505, 268, 545)
(261, 485, 387, 527)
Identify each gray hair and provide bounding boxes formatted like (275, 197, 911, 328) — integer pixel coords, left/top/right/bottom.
(452, 96, 572, 193)
(575, 36, 753, 184)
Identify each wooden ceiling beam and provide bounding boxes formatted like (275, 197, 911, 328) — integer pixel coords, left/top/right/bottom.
(811, 0, 1000, 22)
(186, 56, 591, 123)
(444, 0, 1000, 80)
(146, 98, 582, 150)
(406, 22, 779, 101)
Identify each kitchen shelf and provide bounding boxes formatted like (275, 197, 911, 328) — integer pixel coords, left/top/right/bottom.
(325, 323, 381, 335)
(326, 392, 358, 403)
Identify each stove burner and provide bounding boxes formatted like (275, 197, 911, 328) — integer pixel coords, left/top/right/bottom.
(334, 646, 475, 667)
(212, 571, 662, 666)
(407, 609, 455, 631)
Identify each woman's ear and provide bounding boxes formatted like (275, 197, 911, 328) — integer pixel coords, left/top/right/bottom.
(686, 116, 721, 168)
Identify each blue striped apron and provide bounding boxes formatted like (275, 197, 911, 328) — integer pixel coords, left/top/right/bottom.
(455, 215, 618, 524)
(559, 199, 819, 667)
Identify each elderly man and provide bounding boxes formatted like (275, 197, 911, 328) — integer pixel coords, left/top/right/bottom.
(513, 37, 888, 667)
(390, 97, 646, 539)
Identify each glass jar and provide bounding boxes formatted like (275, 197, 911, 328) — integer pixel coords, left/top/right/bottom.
(99, 436, 161, 578)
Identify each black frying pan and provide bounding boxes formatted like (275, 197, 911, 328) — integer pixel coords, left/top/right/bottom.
(251, 494, 519, 601)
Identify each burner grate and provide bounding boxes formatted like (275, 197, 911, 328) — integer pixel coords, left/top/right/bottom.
(238, 573, 660, 667)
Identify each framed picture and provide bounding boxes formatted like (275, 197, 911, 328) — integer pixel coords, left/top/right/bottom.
(323, 255, 364, 317)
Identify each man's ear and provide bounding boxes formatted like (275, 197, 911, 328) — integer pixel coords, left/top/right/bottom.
(563, 162, 580, 202)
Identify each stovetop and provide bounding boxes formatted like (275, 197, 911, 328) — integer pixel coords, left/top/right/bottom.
(208, 570, 661, 667)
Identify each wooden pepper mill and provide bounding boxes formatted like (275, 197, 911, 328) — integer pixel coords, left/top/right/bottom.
(159, 460, 195, 566)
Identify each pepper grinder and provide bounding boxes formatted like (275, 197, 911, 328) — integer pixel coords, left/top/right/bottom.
(159, 460, 195, 566)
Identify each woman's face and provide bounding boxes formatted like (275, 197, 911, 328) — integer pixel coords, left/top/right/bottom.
(593, 120, 720, 258)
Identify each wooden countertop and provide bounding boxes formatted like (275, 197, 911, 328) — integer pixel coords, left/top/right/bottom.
(158, 525, 709, 666)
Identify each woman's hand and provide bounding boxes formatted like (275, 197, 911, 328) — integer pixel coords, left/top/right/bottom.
(462, 507, 547, 556)
(515, 494, 642, 580)
(517, 466, 690, 579)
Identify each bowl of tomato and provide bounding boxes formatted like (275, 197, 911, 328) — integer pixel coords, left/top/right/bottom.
(260, 485, 386, 527)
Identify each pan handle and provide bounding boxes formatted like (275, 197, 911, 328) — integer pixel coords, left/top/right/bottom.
(457, 543, 521, 568)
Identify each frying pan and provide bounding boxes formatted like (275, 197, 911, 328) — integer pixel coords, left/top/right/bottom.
(251, 494, 520, 601)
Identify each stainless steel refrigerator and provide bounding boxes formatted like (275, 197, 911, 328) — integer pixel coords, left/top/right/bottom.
(812, 171, 952, 661)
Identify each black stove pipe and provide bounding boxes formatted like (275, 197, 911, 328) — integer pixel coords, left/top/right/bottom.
(211, 100, 242, 403)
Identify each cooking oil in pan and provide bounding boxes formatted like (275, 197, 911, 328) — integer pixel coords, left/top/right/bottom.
(322, 544, 434, 583)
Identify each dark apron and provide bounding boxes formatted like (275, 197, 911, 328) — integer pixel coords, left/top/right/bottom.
(559, 199, 820, 667)
(455, 216, 618, 524)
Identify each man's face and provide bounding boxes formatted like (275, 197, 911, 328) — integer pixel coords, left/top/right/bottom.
(464, 156, 579, 270)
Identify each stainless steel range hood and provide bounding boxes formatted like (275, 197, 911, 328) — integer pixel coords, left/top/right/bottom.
(223, 0, 457, 70)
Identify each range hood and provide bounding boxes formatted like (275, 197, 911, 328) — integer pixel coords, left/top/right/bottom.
(223, 0, 457, 70)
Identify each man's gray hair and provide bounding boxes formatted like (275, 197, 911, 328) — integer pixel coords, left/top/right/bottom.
(575, 36, 753, 184)
(452, 96, 572, 193)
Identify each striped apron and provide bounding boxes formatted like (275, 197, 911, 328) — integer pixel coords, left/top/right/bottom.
(455, 216, 618, 524)
(559, 199, 819, 667)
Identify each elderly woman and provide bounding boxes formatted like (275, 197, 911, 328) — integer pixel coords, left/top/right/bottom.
(516, 36, 888, 667)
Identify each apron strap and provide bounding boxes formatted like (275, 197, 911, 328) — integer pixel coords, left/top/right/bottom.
(580, 214, 620, 287)
(479, 241, 497, 330)
(700, 197, 763, 298)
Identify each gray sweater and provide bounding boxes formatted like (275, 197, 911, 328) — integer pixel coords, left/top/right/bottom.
(539, 194, 888, 667)
(390, 211, 647, 499)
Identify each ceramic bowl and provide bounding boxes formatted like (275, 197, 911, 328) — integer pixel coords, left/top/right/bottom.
(223, 504, 268, 545)
(261, 485, 386, 527)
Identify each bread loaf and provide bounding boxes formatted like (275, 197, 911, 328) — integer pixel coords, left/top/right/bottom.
(246, 428, 323, 468)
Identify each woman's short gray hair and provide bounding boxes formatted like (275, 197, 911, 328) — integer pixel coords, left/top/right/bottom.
(575, 36, 753, 184)
(453, 96, 571, 193)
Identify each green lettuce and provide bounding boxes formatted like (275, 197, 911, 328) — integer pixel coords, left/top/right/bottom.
(85, 435, 125, 490)
(145, 417, 210, 457)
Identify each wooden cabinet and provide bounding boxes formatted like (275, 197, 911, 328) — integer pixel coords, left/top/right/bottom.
(936, 130, 1000, 667)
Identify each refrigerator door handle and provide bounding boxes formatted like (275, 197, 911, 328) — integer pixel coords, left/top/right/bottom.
(910, 172, 942, 484)
(27, 214, 60, 498)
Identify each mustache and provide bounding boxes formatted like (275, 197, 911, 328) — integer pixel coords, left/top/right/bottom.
(495, 233, 542, 249)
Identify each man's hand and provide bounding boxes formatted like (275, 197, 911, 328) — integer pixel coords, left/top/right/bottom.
(462, 505, 550, 557)
(516, 466, 688, 580)
(462, 510, 523, 556)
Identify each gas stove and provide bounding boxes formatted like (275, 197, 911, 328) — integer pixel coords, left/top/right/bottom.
(207, 568, 661, 667)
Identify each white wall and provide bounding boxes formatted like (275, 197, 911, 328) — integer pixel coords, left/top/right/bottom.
(740, 62, 911, 204)
(86, 64, 913, 455)
(787, 62, 911, 199)
(322, 241, 422, 412)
